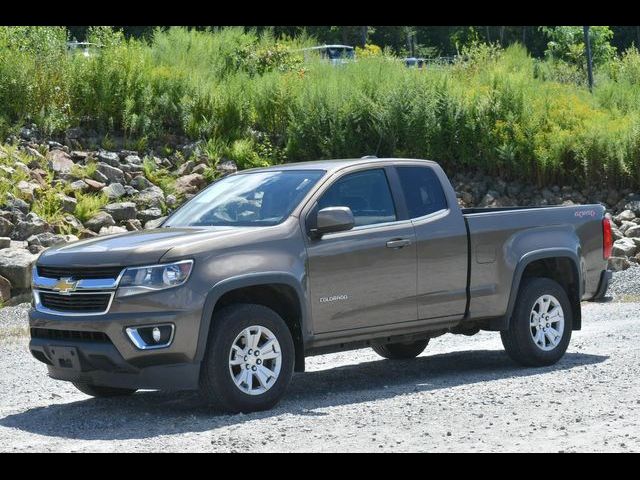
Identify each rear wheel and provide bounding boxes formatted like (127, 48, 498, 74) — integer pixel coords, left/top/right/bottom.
(199, 304, 294, 413)
(372, 338, 429, 359)
(501, 277, 572, 367)
(72, 382, 137, 397)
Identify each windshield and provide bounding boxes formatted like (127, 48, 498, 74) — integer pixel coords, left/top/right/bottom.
(164, 170, 325, 227)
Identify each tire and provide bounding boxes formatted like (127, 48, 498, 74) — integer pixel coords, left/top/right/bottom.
(72, 382, 137, 397)
(199, 303, 295, 413)
(372, 338, 429, 360)
(501, 277, 573, 367)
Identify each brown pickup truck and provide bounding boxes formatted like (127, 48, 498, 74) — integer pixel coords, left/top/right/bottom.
(29, 158, 612, 412)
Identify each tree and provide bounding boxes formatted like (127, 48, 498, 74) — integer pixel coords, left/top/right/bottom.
(541, 26, 616, 66)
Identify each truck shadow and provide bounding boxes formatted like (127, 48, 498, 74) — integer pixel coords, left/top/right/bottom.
(0, 349, 608, 441)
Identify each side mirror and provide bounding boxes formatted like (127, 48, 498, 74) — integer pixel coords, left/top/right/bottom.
(312, 207, 355, 238)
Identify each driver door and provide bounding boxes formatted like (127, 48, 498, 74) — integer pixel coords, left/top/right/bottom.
(305, 167, 417, 334)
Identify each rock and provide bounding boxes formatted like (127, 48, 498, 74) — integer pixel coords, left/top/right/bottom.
(124, 219, 142, 231)
(98, 225, 128, 236)
(84, 178, 106, 192)
(612, 238, 637, 257)
(69, 179, 89, 192)
(48, 150, 74, 174)
(165, 194, 178, 208)
(624, 199, 640, 216)
(612, 227, 624, 241)
(124, 154, 142, 165)
(97, 150, 120, 167)
(61, 214, 84, 232)
(144, 216, 167, 229)
(27, 232, 78, 248)
(70, 150, 90, 161)
(96, 162, 125, 184)
(102, 182, 126, 200)
(614, 210, 635, 224)
(11, 213, 49, 241)
(176, 160, 195, 176)
(4, 197, 29, 214)
(124, 185, 137, 196)
(0, 237, 10, 249)
(130, 175, 153, 190)
(16, 180, 40, 202)
(619, 221, 636, 234)
(78, 229, 98, 239)
(625, 225, 640, 238)
(56, 193, 77, 213)
(28, 244, 46, 254)
(216, 159, 237, 176)
(0, 248, 38, 289)
(0, 218, 14, 237)
(0, 275, 11, 302)
(608, 256, 631, 272)
(137, 207, 163, 224)
(104, 202, 137, 222)
(191, 163, 208, 175)
(174, 173, 206, 195)
(92, 169, 109, 184)
(84, 211, 116, 232)
(134, 186, 165, 208)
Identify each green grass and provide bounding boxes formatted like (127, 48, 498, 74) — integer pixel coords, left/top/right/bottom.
(2, 27, 640, 187)
(73, 191, 109, 223)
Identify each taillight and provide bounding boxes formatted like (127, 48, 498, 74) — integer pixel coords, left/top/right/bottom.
(602, 217, 613, 259)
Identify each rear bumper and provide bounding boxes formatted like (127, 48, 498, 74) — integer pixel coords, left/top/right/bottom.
(592, 269, 612, 301)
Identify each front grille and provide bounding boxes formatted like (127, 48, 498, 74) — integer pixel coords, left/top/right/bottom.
(37, 265, 124, 280)
(30, 327, 111, 343)
(39, 292, 111, 313)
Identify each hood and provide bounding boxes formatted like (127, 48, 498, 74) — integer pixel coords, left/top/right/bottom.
(37, 227, 250, 268)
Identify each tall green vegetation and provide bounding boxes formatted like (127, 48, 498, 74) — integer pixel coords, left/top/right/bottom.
(1, 26, 640, 187)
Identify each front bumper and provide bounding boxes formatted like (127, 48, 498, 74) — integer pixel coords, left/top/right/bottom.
(28, 300, 205, 391)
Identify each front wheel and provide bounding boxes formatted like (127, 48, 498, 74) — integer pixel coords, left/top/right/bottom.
(501, 277, 573, 367)
(199, 304, 295, 413)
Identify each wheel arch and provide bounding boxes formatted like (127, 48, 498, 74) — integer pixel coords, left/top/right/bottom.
(196, 273, 309, 372)
(493, 249, 583, 331)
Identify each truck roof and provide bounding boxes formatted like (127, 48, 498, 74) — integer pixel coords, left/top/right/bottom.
(243, 158, 438, 174)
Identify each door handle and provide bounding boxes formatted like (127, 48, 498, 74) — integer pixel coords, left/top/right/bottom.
(386, 238, 412, 249)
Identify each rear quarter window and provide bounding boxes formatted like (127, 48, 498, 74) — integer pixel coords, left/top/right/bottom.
(396, 166, 447, 219)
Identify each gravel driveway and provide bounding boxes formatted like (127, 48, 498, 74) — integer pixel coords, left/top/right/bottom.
(1, 279, 639, 452)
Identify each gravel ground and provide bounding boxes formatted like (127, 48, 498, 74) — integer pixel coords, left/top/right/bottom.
(0, 278, 638, 452)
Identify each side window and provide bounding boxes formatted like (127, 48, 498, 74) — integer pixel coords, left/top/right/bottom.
(396, 166, 447, 219)
(317, 169, 397, 227)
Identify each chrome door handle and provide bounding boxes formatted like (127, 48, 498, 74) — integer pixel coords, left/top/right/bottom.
(386, 238, 412, 249)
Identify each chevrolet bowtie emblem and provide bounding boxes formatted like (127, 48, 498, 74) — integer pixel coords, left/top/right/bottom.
(53, 277, 78, 294)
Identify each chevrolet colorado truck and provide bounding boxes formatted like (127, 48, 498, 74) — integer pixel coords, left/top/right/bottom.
(28, 158, 612, 412)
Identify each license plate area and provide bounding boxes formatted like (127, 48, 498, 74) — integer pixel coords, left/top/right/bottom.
(49, 346, 81, 371)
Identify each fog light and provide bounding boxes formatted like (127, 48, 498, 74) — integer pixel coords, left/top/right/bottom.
(125, 324, 174, 350)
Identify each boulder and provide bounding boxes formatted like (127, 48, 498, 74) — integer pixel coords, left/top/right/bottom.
(614, 209, 636, 224)
(97, 150, 121, 167)
(102, 182, 126, 200)
(0, 218, 14, 237)
(16, 180, 40, 202)
(137, 207, 163, 224)
(84, 178, 106, 192)
(84, 211, 116, 232)
(11, 213, 50, 241)
(144, 216, 167, 229)
(5, 197, 30, 214)
(174, 173, 206, 196)
(69, 179, 89, 193)
(625, 225, 640, 238)
(96, 162, 125, 184)
(216, 159, 237, 176)
(0, 275, 11, 302)
(124, 154, 142, 165)
(0, 248, 39, 289)
(176, 160, 195, 176)
(28, 244, 46, 254)
(48, 150, 75, 174)
(56, 193, 77, 213)
(27, 232, 78, 248)
(104, 202, 137, 222)
(0, 237, 11, 249)
(612, 238, 637, 257)
(608, 256, 631, 272)
(98, 225, 128, 236)
(130, 175, 153, 190)
(124, 219, 142, 231)
(134, 186, 165, 208)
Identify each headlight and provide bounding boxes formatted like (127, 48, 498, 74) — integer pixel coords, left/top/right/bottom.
(116, 260, 194, 297)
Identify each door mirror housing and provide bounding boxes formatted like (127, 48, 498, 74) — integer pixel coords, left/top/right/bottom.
(311, 207, 355, 238)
